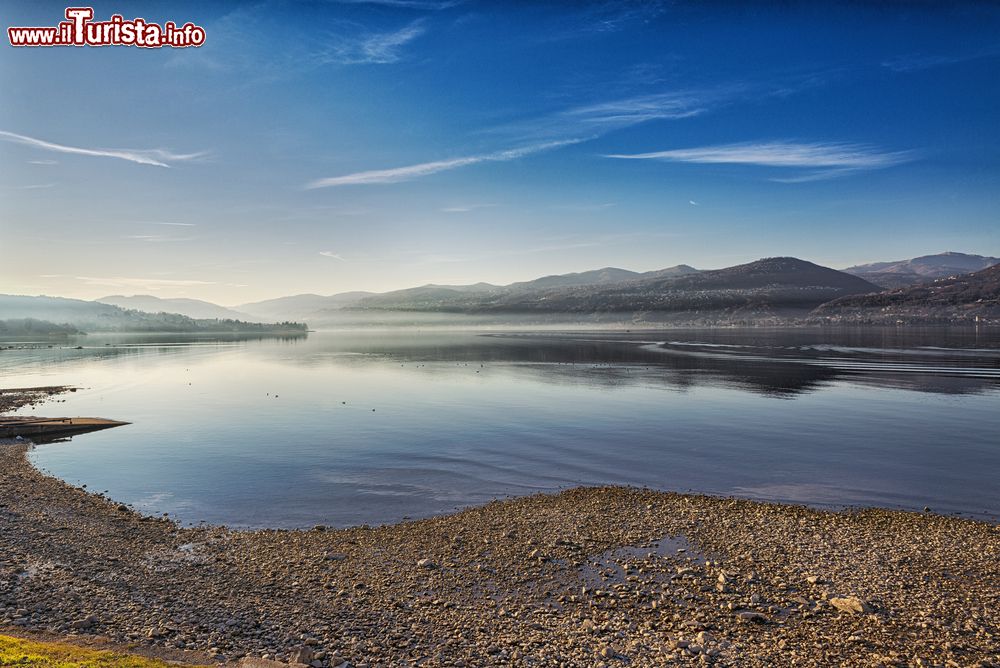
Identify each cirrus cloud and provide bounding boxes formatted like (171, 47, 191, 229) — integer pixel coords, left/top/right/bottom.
(605, 140, 916, 181)
(305, 138, 585, 188)
(0, 130, 205, 168)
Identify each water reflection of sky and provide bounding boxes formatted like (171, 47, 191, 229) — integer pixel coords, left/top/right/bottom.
(2, 329, 998, 528)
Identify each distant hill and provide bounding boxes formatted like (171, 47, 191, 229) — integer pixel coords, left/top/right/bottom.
(813, 263, 1000, 324)
(356, 264, 697, 311)
(504, 265, 699, 292)
(237, 292, 374, 322)
(98, 295, 260, 321)
(507, 267, 641, 291)
(0, 295, 306, 333)
(499, 257, 877, 315)
(428, 282, 502, 293)
(356, 257, 878, 319)
(358, 286, 490, 308)
(639, 264, 701, 281)
(0, 318, 82, 336)
(844, 252, 1000, 289)
(236, 267, 700, 323)
(649, 257, 873, 292)
(1, 294, 125, 327)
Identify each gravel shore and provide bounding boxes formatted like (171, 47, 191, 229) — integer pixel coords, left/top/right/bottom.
(1, 390, 998, 667)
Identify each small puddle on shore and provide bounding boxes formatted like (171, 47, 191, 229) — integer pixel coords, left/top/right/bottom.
(580, 534, 706, 588)
(140, 542, 210, 573)
(14, 560, 60, 582)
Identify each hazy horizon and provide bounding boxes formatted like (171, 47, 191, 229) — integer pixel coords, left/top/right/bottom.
(2, 2, 999, 304)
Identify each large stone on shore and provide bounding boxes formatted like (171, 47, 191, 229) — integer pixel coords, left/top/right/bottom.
(829, 596, 873, 614)
(289, 646, 314, 664)
(736, 610, 769, 623)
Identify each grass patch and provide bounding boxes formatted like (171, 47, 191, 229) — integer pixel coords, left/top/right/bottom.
(0, 634, 209, 667)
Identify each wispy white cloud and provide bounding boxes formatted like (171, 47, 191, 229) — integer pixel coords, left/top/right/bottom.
(28, 159, 58, 165)
(306, 75, 825, 192)
(0, 130, 205, 168)
(441, 203, 497, 213)
(123, 234, 197, 243)
(167, 7, 428, 78)
(491, 89, 714, 144)
(882, 45, 1000, 72)
(305, 138, 583, 188)
(143, 221, 197, 227)
(605, 141, 916, 181)
(688, 200, 699, 206)
(488, 76, 825, 145)
(318, 20, 426, 65)
(565, 91, 708, 126)
(15, 183, 55, 190)
(768, 169, 874, 184)
(319, 251, 347, 260)
(545, 1, 669, 40)
(360, 21, 425, 64)
(309, 156, 479, 187)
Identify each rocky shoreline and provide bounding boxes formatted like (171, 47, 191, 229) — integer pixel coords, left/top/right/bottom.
(1, 391, 998, 667)
(0, 385, 73, 413)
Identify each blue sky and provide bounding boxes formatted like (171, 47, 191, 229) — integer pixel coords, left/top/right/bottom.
(1, 1, 999, 304)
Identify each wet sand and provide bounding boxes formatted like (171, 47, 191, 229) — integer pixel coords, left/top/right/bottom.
(1, 388, 998, 667)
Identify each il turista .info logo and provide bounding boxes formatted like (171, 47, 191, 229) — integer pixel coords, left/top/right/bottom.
(8, 7, 206, 48)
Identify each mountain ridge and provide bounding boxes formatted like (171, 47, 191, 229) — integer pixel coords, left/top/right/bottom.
(354, 257, 879, 316)
(8, 252, 998, 328)
(98, 295, 260, 322)
(813, 263, 1000, 324)
(233, 265, 701, 321)
(843, 252, 1000, 289)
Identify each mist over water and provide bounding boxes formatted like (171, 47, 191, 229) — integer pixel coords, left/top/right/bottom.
(3, 328, 998, 527)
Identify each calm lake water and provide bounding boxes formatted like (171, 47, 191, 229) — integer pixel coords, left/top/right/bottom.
(2, 328, 999, 527)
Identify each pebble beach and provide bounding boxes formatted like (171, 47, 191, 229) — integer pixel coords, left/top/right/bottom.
(1, 388, 998, 667)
